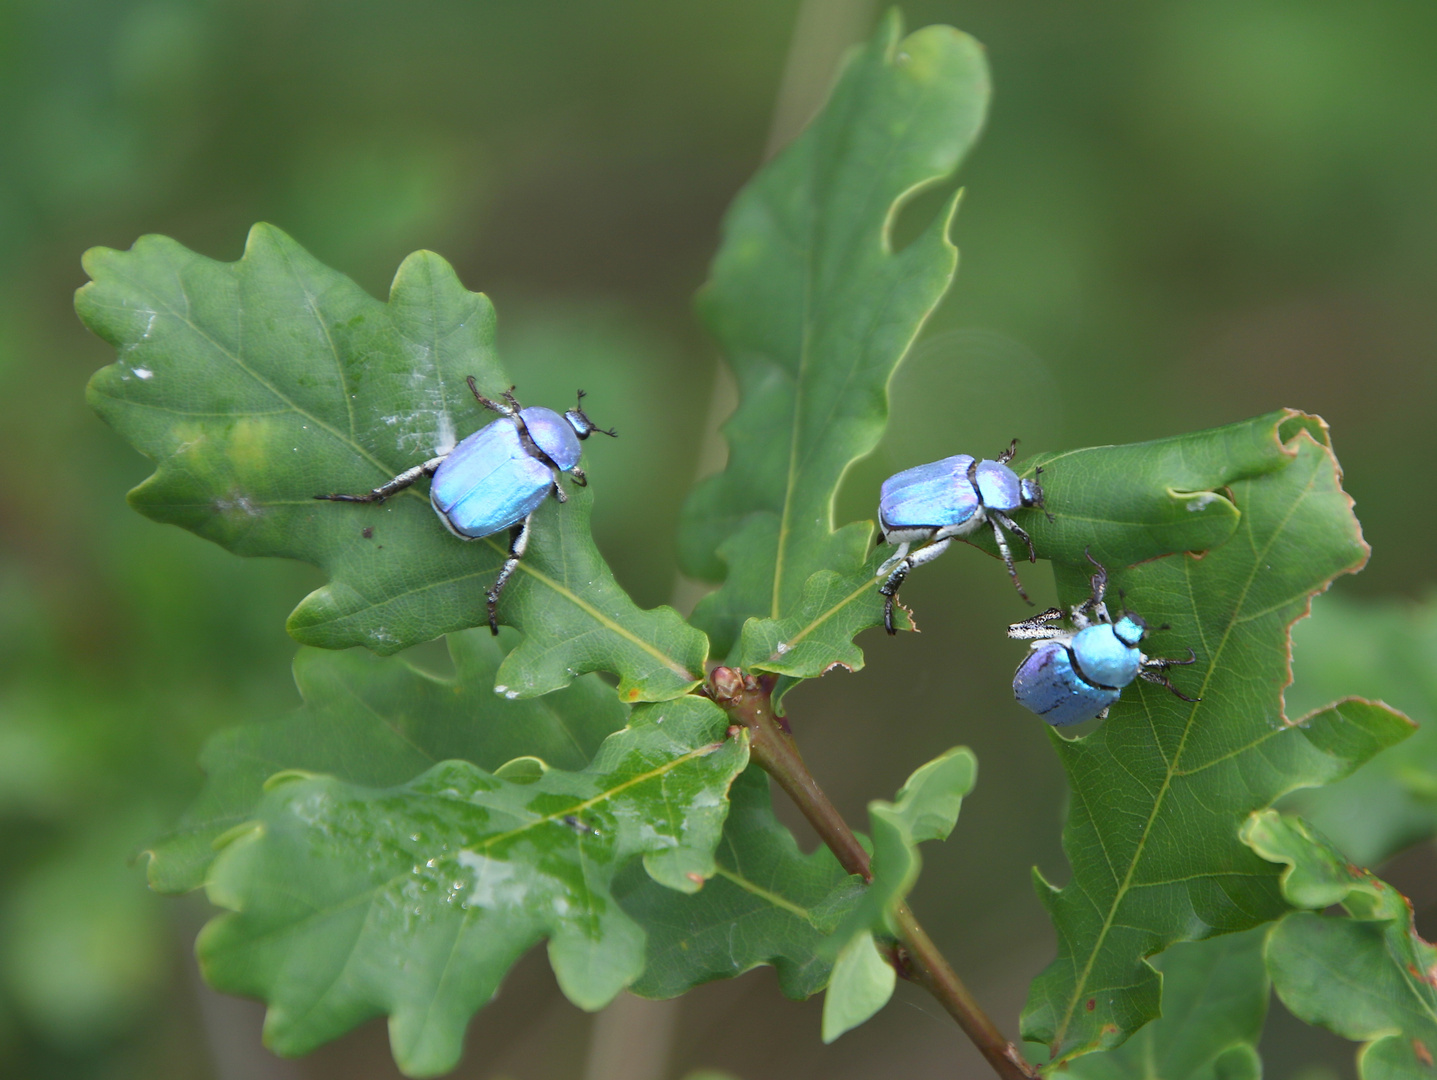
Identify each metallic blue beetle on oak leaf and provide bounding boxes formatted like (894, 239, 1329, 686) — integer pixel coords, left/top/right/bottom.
(1008, 555, 1198, 726)
(876, 440, 1044, 634)
(316, 378, 615, 634)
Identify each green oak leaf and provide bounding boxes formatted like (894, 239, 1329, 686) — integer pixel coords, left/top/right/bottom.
(678, 12, 989, 664)
(740, 408, 1315, 686)
(79, 225, 705, 700)
(1242, 810, 1437, 1080)
(198, 695, 746, 1078)
(822, 931, 896, 1046)
(1281, 594, 1437, 866)
(966, 409, 1327, 570)
(146, 630, 629, 894)
(822, 746, 977, 1042)
(1057, 930, 1269, 1080)
(615, 765, 862, 1001)
(1022, 416, 1415, 1065)
(736, 549, 913, 683)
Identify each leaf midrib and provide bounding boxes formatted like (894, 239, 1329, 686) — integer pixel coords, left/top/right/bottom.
(768, 72, 931, 620)
(713, 864, 812, 921)
(763, 574, 874, 663)
(484, 537, 700, 682)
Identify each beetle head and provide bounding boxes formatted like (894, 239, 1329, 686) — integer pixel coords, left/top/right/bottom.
(1112, 612, 1147, 648)
(1020, 472, 1044, 509)
(565, 390, 618, 440)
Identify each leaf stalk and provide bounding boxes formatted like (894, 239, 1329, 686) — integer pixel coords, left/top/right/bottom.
(706, 667, 1039, 1080)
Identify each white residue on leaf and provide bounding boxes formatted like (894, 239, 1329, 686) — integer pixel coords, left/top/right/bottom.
(1183, 491, 1222, 512)
(372, 365, 460, 458)
(494, 685, 508, 696)
(433, 409, 457, 456)
(456, 851, 526, 909)
(687, 787, 723, 811)
(636, 823, 678, 850)
(133, 367, 154, 380)
(215, 493, 261, 517)
(369, 627, 399, 647)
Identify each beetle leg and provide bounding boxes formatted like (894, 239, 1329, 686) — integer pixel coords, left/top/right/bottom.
(466, 376, 516, 416)
(1007, 607, 1066, 640)
(1138, 666, 1201, 703)
(873, 560, 908, 637)
(989, 518, 1032, 604)
(903, 537, 954, 571)
(1071, 549, 1109, 625)
(997, 437, 1019, 465)
(551, 478, 568, 504)
(876, 541, 911, 579)
(487, 516, 532, 635)
(880, 537, 951, 635)
(991, 510, 1036, 562)
(314, 456, 445, 503)
(570, 466, 588, 488)
(1143, 647, 1198, 669)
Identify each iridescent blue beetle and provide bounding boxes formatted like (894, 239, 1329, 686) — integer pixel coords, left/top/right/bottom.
(316, 379, 614, 633)
(876, 440, 1044, 633)
(1008, 555, 1198, 726)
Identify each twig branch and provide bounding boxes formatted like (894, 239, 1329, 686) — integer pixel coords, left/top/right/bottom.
(707, 667, 1040, 1080)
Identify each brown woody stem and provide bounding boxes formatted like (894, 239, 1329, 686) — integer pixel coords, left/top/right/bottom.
(707, 667, 1038, 1080)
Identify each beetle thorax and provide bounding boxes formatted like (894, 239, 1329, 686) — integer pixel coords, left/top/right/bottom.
(519, 407, 583, 472)
(1070, 624, 1143, 689)
(973, 459, 1023, 511)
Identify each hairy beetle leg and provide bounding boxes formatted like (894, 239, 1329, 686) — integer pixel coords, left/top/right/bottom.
(880, 537, 952, 634)
(466, 375, 519, 416)
(879, 561, 910, 635)
(1069, 550, 1110, 626)
(876, 541, 910, 579)
(1139, 648, 1201, 702)
(1008, 607, 1066, 640)
(1138, 668, 1201, 702)
(991, 511, 1036, 562)
(487, 515, 532, 635)
(988, 518, 1032, 604)
(314, 456, 445, 503)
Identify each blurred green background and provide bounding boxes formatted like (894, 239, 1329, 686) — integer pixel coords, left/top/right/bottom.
(2, 0, 1435, 1077)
